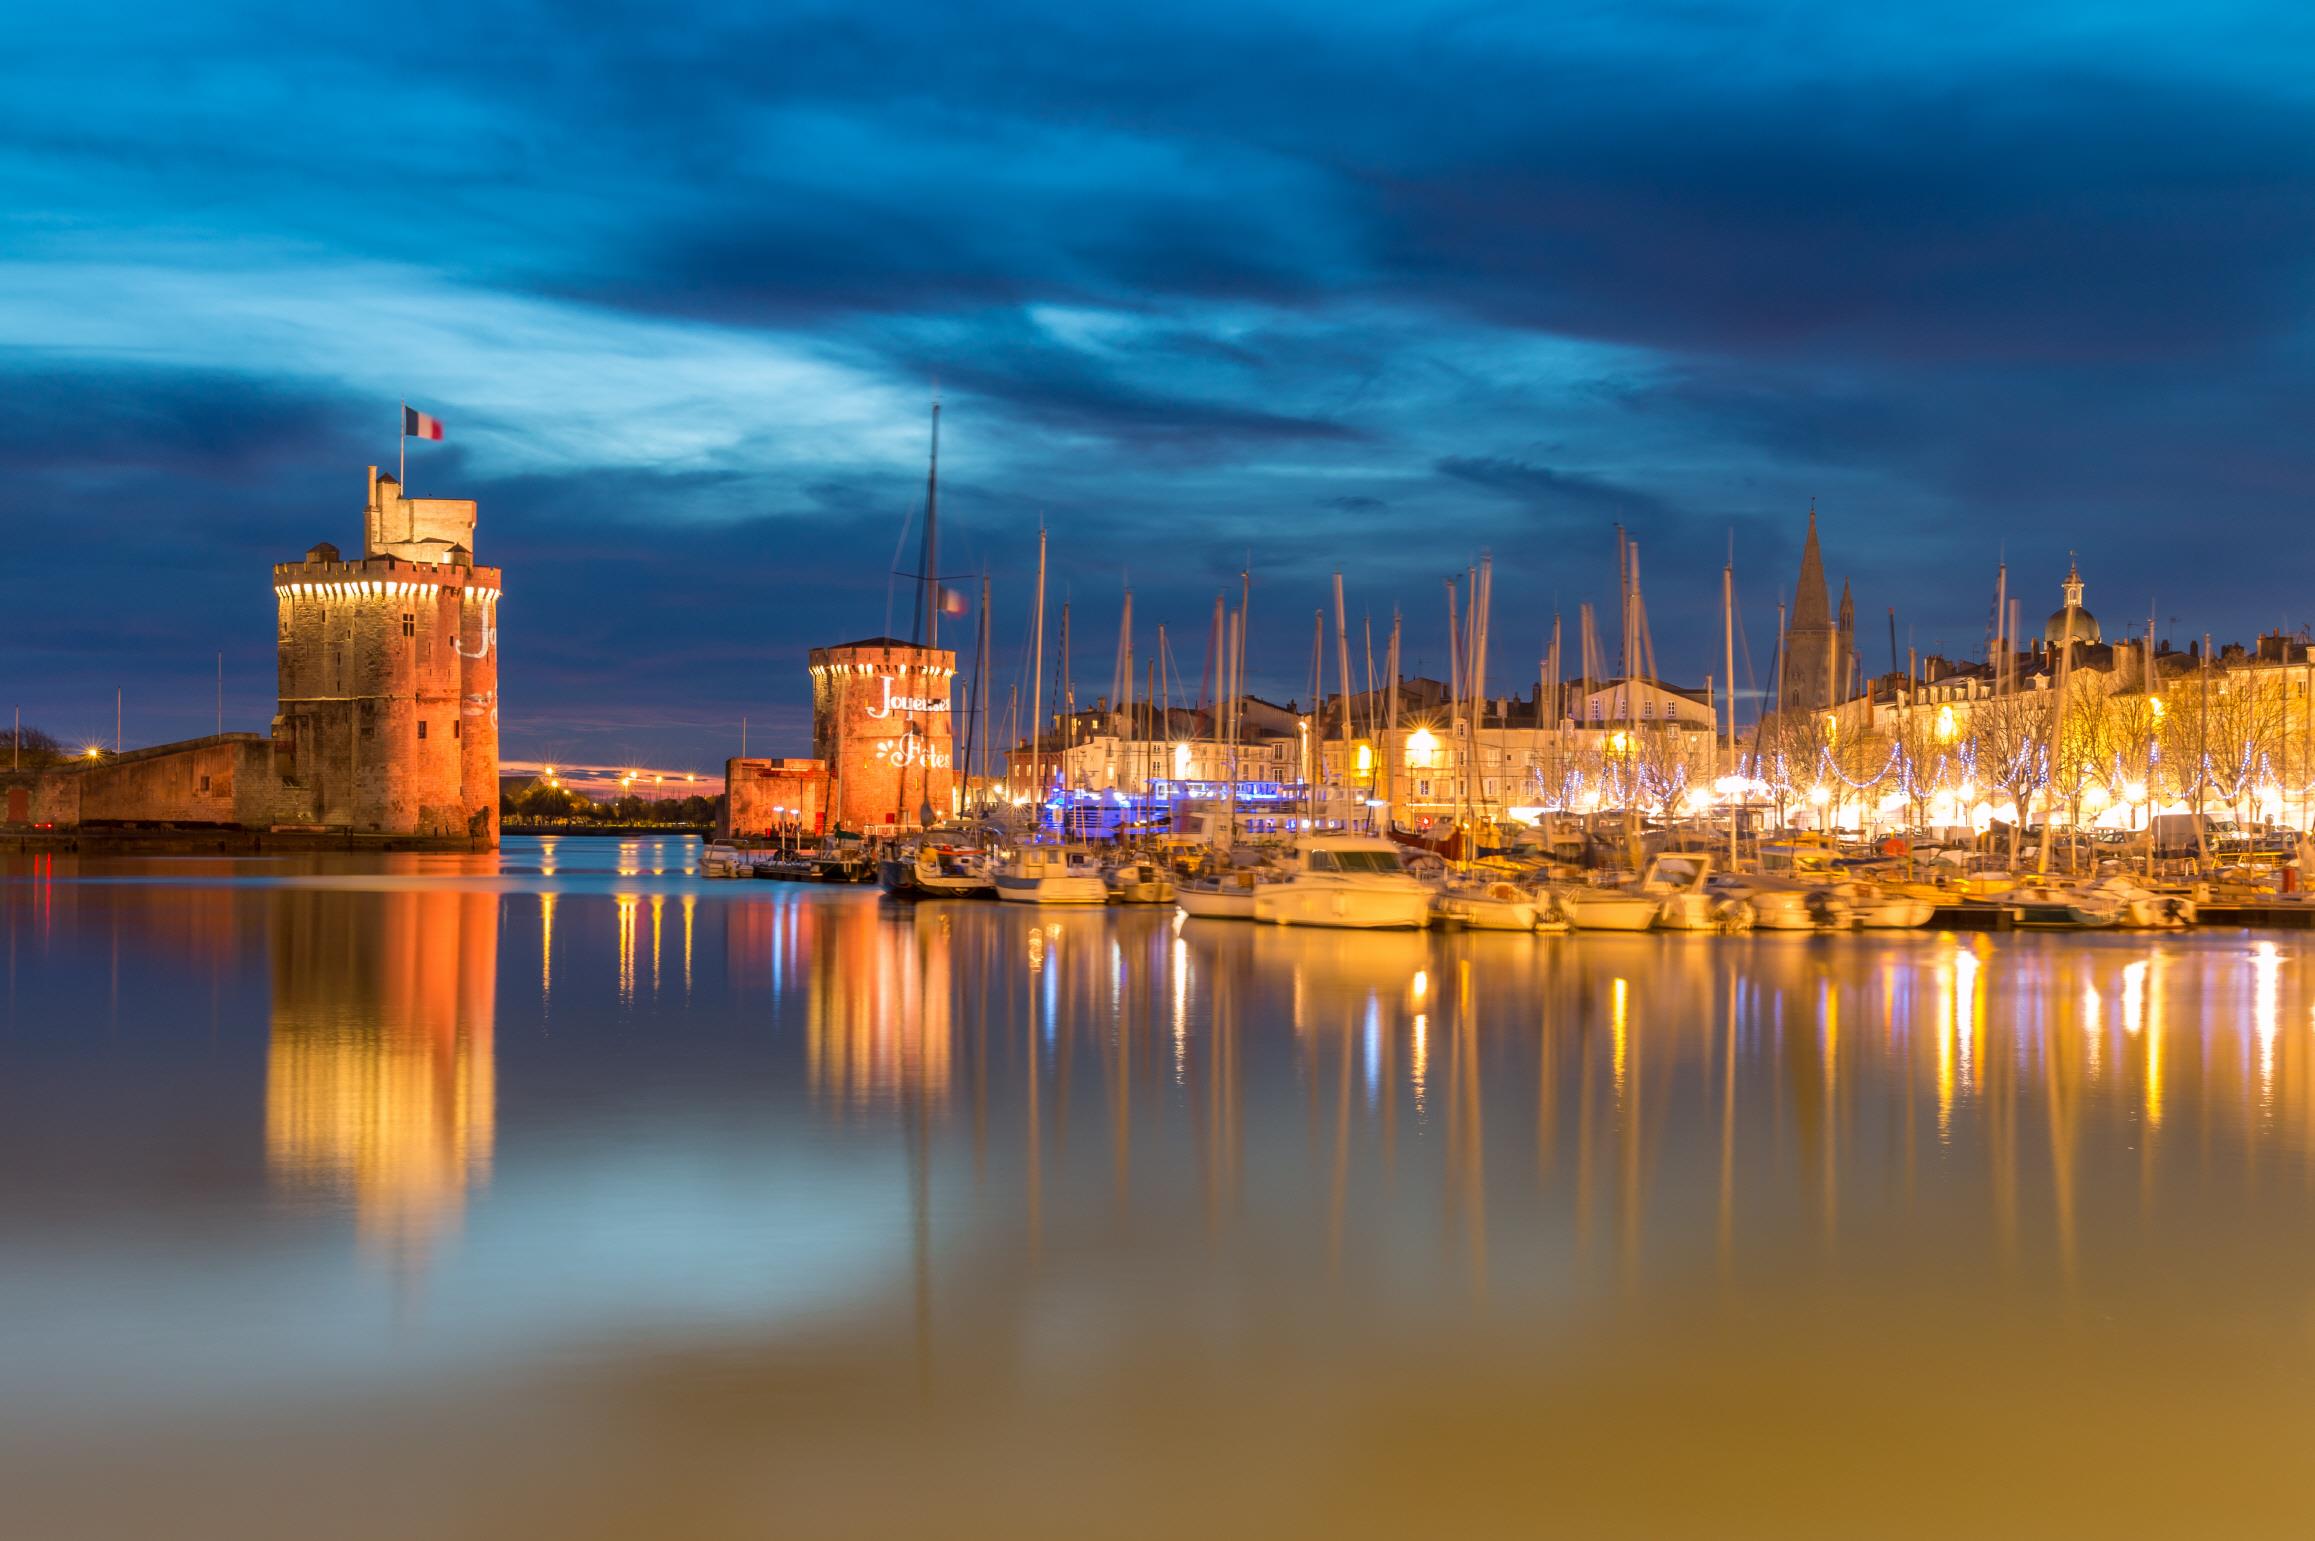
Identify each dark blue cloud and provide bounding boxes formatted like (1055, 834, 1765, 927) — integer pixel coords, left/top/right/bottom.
(6, 2, 2315, 765)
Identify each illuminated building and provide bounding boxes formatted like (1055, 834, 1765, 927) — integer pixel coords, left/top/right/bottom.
(0, 465, 502, 847)
(271, 467, 503, 842)
(809, 637, 956, 831)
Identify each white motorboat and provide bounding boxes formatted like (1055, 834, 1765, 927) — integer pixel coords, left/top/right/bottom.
(699, 842, 746, 878)
(1711, 874, 1852, 931)
(1638, 854, 1753, 932)
(1102, 857, 1177, 905)
(1432, 877, 1539, 931)
(1558, 879, 1664, 932)
(2004, 883, 2121, 929)
(992, 845, 1108, 905)
(1178, 870, 1262, 920)
(1822, 879, 1935, 929)
(2084, 874, 2194, 928)
(1252, 836, 1432, 930)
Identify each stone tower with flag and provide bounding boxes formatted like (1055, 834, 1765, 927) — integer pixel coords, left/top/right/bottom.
(268, 467, 502, 843)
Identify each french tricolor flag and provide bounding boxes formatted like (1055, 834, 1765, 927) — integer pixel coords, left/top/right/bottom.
(402, 405, 445, 441)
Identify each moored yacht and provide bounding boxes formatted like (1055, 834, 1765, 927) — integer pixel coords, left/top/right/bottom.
(2083, 874, 2194, 928)
(1821, 879, 1935, 929)
(1101, 856, 1177, 904)
(1177, 860, 1285, 920)
(1638, 854, 1753, 932)
(992, 844, 1108, 905)
(1431, 876, 1540, 931)
(879, 842, 995, 899)
(1252, 836, 1432, 930)
(1558, 878, 1665, 932)
(1710, 873, 1852, 931)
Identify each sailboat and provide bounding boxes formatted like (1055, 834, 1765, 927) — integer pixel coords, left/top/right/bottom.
(986, 527, 1108, 904)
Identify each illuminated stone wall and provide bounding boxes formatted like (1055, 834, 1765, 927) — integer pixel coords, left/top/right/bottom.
(722, 756, 830, 838)
(809, 639, 956, 831)
(270, 468, 502, 843)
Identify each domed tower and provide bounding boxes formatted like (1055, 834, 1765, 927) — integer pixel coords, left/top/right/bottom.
(270, 468, 503, 844)
(2043, 561, 2101, 649)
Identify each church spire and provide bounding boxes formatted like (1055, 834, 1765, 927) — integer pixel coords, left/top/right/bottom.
(1781, 501, 1838, 711)
(1791, 500, 1830, 631)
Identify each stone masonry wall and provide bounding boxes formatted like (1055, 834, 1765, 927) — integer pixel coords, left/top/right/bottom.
(722, 757, 830, 838)
(274, 556, 502, 839)
(809, 642, 956, 831)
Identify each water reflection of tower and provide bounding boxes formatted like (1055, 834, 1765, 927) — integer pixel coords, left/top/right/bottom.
(264, 888, 497, 1271)
(806, 898, 952, 1108)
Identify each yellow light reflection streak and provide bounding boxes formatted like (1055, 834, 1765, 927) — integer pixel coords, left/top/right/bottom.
(615, 893, 638, 1001)
(1171, 932, 1189, 1086)
(1411, 1012, 1428, 1116)
(538, 892, 556, 1005)
(2145, 956, 2165, 1128)
(1611, 978, 1629, 1100)
(2254, 941, 2280, 1111)
(1935, 949, 1955, 1140)
(650, 895, 664, 995)
(2083, 981, 2102, 1080)
(681, 895, 695, 993)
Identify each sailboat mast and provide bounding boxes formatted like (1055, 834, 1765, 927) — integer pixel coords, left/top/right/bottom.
(1116, 587, 1133, 796)
(1445, 576, 1462, 834)
(1332, 571, 1355, 806)
(1722, 559, 1736, 765)
(1060, 600, 1073, 798)
(960, 568, 987, 812)
(1028, 528, 1046, 827)
(1307, 609, 1324, 826)
(1384, 611, 1401, 824)
(916, 394, 941, 649)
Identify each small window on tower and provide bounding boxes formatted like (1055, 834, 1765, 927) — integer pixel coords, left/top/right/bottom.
(402, 613, 415, 637)
(452, 720, 461, 739)
(418, 720, 428, 740)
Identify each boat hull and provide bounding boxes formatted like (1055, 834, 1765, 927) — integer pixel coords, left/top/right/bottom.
(992, 874, 1108, 905)
(1564, 895, 1661, 932)
(1254, 883, 1430, 930)
(1433, 894, 1537, 931)
(1177, 886, 1258, 920)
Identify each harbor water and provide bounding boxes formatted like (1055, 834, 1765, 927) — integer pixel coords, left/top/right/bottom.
(6, 835, 2315, 1537)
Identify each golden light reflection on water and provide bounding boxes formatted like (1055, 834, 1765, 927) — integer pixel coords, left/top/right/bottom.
(263, 889, 496, 1270)
(30, 862, 2315, 1537)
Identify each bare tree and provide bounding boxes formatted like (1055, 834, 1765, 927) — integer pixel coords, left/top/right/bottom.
(1966, 689, 2050, 866)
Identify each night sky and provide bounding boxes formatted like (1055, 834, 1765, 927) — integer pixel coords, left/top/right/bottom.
(8, 2, 2312, 769)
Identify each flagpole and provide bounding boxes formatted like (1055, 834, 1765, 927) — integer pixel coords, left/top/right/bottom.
(398, 400, 406, 489)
